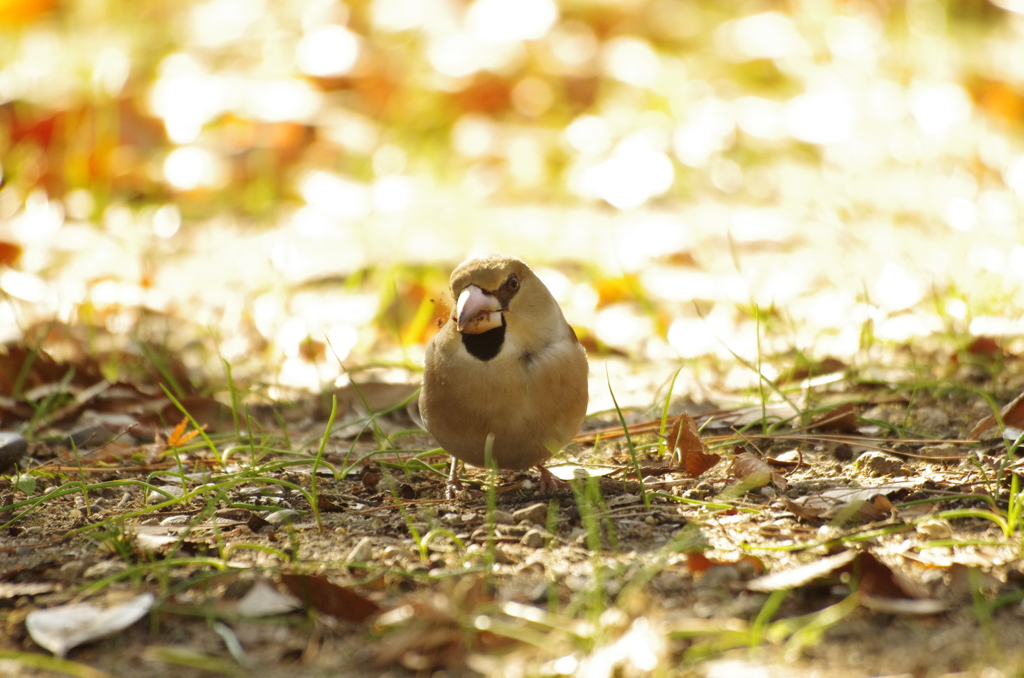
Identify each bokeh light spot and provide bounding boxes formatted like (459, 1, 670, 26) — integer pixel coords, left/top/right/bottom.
(297, 25, 360, 77)
(716, 12, 811, 61)
(164, 147, 223, 190)
(909, 82, 972, 135)
(466, 0, 558, 42)
(577, 137, 674, 209)
(602, 37, 660, 88)
(152, 205, 182, 238)
(300, 171, 371, 219)
(786, 91, 856, 145)
(565, 115, 611, 155)
(373, 176, 414, 213)
(875, 262, 923, 311)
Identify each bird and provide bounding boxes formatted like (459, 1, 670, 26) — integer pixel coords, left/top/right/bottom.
(419, 255, 589, 495)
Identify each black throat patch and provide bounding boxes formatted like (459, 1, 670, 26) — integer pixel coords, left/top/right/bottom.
(461, 321, 505, 361)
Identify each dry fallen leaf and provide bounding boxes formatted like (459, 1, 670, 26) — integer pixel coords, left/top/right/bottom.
(857, 494, 896, 520)
(775, 356, 847, 385)
(808, 402, 859, 433)
(237, 579, 303, 617)
(782, 497, 825, 522)
(747, 550, 858, 591)
(729, 449, 787, 491)
(279, 573, 380, 622)
(748, 550, 945, 613)
(686, 552, 764, 576)
(785, 483, 906, 522)
(667, 413, 720, 478)
(968, 391, 1024, 440)
(316, 495, 347, 512)
(26, 592, 155, 658)
(374, 576, 497, 671)
(0, 582, 62, 599)
(964, 335, 1001, 358)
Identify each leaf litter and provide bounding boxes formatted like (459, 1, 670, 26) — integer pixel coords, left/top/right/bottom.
(3, 345, 1024, 676)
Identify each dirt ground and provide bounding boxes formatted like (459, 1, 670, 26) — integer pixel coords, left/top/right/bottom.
(2, 348, 1024, 678)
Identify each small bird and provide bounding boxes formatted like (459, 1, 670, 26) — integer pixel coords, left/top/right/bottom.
(420, 255, 589, 494)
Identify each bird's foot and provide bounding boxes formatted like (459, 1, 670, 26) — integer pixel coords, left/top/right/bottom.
(536, 465, 571, 494)
(445, 458, 465, 500)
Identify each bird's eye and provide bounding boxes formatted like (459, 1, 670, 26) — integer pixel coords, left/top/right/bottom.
(507, 275, 519, 291)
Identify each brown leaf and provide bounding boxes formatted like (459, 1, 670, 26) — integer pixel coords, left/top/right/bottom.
(280, 573, 380, 623)
(0, 241, 22, 268)
(968, 391, 1024, 440)
(686, 552, 764, 576)
(729, 451, 771, 487)
(857, 494, 896, 521)
(808, 402, 859, 433)
(316, 495, 346, 512)
(247, 512, 270, 532)
(76, 441, 137, 464)
(782, 496, 823, 521)
(375, 625, 466, 671)
(749, 549, 938, 610)
(729, 449, 787, 490)
(362, 470, 381, 491)
(667, 413, 719, 478)
(776, 357, 847, 385)
(0, 345, 97, 396)
(965, 336, 1001, 358)
(854, 551, 932, 601)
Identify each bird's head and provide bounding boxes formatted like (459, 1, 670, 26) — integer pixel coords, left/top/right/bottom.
(448, 255, 565, 360)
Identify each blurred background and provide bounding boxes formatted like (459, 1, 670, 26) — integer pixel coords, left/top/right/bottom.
(1, 0, 1023, 408)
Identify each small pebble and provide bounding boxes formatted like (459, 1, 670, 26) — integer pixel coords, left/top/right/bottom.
(347, 537, 373, 563)
(491, 510, 514, 525)
(382, 545, 414, 561)
(264, 509, 300, 526)
(521, 529, 548, 549)
(831, 443, 854, 462)
(512, 503, 549, 527)
(918, 443, 961, 459)
(916, 518, 953, 541)
(83, 560, 127, 579)
(493, 545, 514, 564)
(58, 560, 87, 581)
(858, 452, 905, 477)
(147, 485, 185, 503)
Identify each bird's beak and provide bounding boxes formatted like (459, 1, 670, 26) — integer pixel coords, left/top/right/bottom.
(456, 285, 503, 334)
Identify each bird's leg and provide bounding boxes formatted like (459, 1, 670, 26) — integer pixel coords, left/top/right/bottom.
(445, 457, 465, 499)
(536, 465, 571, 494)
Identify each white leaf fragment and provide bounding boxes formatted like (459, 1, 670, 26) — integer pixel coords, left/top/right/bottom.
(236, 579, 303, 618)
(26, 592, 155, 658)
